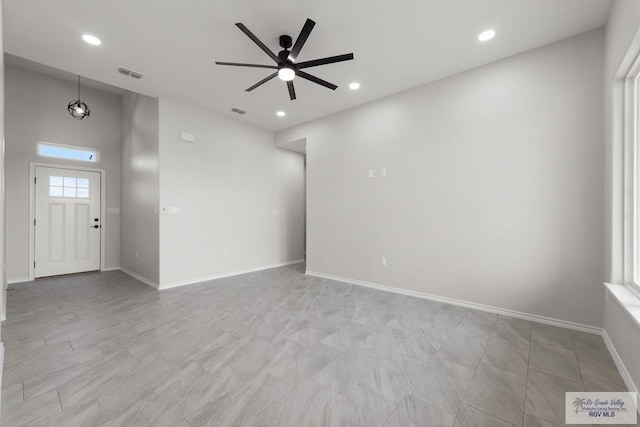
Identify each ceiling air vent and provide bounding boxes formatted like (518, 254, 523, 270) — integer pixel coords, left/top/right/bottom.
(117, 66, 144, 80)
(231, 108, 247, 115)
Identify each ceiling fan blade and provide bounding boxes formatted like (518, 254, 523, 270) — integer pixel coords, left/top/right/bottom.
(288, 18, 316, 62)
(296, 53, 354, 69)
(245, 72, 278, 92)
(215, 61, 277, 69)
(287, 81, 297, 100)
(296, 70, 338, 90)
(235, 23, 281, 63)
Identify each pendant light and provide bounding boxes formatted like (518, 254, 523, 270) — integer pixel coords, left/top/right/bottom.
(68, 75, 91, 119)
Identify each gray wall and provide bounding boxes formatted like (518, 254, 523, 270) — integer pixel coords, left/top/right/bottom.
(603, 0, 640, 392)
(120, 91, 160, 284)
(4, 65, 121, 282)
(277, 29, 605, 328)
(158, 98, 305, 287)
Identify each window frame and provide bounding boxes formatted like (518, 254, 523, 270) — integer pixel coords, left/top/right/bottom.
(623, 47, 640, 296)
(36, 141, 100, 163)
(633, 72, 640, 292)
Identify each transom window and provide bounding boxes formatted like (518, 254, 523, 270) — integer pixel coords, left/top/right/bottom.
(49, 176, 90, 198)
(37, 142, 99, 163)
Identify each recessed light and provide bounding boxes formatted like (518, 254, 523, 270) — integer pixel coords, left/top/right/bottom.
(82, 34, 102, 46)
(276, 111, 286, 117)
(349, 82, 361, 90)
(478, 29, 495, 42)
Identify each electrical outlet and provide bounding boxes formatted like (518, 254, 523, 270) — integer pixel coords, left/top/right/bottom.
(381, 168, 387, 177)
(368, 170, 374, 178)
(381, 257, 387, 267)
(135, 251, 139, 259)
(161, 206, 180, 214)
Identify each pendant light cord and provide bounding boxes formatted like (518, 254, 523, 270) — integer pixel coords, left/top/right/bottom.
(77, 75, 81, 100)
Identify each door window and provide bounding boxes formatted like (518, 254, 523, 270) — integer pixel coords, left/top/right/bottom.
(49, 175, 90, 198)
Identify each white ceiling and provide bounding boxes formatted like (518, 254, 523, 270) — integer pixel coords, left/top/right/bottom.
(4, 0, 611, 132)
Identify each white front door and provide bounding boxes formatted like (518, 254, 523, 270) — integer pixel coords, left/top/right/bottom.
(34, 167, 101, 278)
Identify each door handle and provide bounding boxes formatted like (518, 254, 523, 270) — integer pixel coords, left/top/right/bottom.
(91, 225, 99, 229)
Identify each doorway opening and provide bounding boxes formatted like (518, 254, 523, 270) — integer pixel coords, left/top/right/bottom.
(29, 163, 107, 280)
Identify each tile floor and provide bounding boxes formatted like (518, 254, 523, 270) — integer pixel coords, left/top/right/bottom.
(0, 264, 635, 426)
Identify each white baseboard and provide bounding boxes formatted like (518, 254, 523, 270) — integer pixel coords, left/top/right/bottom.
(602, 330, 639, 399)
(120, 267, 159, 289)
(7, 277, 31, 285)
(305, 270, 602, 335)
(9, 268, 120, 284)
(159, 259, 305, 290)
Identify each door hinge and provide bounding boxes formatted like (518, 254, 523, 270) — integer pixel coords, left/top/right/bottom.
(34, 177, 37, 184)
(34, 219, 36, 226)
(34, 262, 36, 268)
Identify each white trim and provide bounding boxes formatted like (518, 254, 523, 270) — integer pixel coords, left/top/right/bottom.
(100, 267, 121, 272)
(120, 267, 159, 289)
(0, 342, 4, 415)
(7, 277, 31, 285)
(604, 282, 640, 329)
(603, 330, 639, 407)
(615, 25, 640, 289)
(159, 259, 305, 290)
(29, 162, 107, 281)
(306, 271, 602, 335)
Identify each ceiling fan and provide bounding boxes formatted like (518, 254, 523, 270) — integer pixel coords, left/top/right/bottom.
(215, 19, 354, 100)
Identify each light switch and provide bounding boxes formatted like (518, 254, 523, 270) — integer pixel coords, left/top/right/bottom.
(368, 170, 374, 178)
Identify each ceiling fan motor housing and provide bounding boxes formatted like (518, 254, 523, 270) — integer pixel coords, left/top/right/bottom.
(279, 35, 293, 49)
(278, 50, 291, 64)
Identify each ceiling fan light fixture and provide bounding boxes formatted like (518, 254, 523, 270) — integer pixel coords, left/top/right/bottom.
(216, 19, 354, 100)
(349, 82, 361, 90)
(278, 67, 296, 81)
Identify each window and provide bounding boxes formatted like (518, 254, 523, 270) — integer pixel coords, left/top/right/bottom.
(37, 142, 99, 163)
(634, 69, 640, 291)
(49, 176, 90, 198)
(621, 44, 640, 294)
